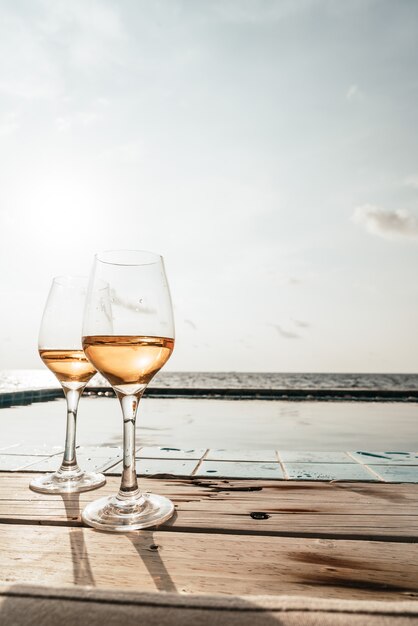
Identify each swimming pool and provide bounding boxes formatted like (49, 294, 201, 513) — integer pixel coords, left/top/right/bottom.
(0, 394, 417, 451)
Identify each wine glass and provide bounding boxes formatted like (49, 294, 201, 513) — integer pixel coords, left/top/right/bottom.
(81, 250, 175, 531)
(29, 276, 106, 494)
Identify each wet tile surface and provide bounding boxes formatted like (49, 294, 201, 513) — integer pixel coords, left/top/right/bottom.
(349, 451, 418, 465)
(1, 447, 418, 482)
(0, 455, 50, 471)
(369, 465, 418, 483)
(106, 458, 199, 477)
(0, 443, 22, 452)
(196, 460, 284, 479)
(24, 450, 122, 473)
(279, 451, 353, 464)
(284, 462, 377, 481)
(76, 446, 123, 459)
(137, 447, 207, 460)
(0, 443, 64, 456)
(205, 449, 277, 462)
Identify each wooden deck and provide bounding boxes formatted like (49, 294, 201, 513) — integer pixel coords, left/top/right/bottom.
(0, 472, 417, 600)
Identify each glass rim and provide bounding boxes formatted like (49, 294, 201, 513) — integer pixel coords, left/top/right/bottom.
(95, 249, 163, 267)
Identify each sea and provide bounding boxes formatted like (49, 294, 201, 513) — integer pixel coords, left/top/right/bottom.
(1, 369, 418, 393)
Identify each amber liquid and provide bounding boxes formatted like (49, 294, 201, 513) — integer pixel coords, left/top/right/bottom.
(82, 335, 174, 391)
(39, 349, 97, 384)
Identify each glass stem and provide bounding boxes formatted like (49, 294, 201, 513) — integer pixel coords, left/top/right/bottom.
(117, 393, 141, 498)
(60, 385, 84, 473)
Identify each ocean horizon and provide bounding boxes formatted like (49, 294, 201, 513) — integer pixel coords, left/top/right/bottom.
(1, 369, 418, 393)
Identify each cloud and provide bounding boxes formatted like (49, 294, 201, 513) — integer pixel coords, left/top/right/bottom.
(271, 324, 301, 340)
(0, 1, 126, 101)
(293, 319, 310, 328)
(0, 209, 17, 227)
(0, 11, 61, 99)
(40, 0, 126, 70)
(0, 112, 19, 136)
(55, 107, 105, 132)
(346, 84, 363, 101)
(99, 141, 144, 164)
(404, 175, 418, 189)
(352, 205, 418, 240)
(288, 277, 303, 286)
(209, 0, 318, 24)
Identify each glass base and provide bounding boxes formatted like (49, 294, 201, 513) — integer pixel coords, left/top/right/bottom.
(82, 492, 175, 532)
(29, 468, 106, 494)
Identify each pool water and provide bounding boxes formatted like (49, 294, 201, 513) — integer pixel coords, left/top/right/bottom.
(0, 395, 417, 451)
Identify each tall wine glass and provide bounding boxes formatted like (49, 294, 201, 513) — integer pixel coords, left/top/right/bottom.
(30, 276, 106, 494)
(81, 250, 175, 531)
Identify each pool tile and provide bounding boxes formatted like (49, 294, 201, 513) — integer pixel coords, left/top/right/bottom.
(76, 446, 123, 459)
(284, 463, 377, 481)
(279, 451, 354, 464)
(0, 443, 21, 452)
(370, 465, 418, 483)
(21, 457, 65, 472)
(349, 451, 418, 465)
(76, 447, 123, 472)
(0, 455, 51, 471)
(105, 458, 199, 477)
(0, 443, 64, 456)
(137, 447, 206, 460)
(205, 449, 277, 462)
(195, 460, 283, 479)
(24, 450, 122, 473)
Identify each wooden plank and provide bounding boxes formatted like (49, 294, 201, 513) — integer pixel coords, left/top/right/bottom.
(0, 474, 417, 540)
(0, 523, 416, 600)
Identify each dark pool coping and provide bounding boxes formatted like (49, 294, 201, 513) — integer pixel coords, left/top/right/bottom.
(1, 386, 418, 408)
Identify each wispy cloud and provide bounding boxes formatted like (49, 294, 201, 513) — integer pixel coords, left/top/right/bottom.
(404, 175, 418, 189)
(99, 141, 144, 164)
(0, 1, 126, 101)
(0, 209, 16, 227)
(0, 112, 19, 136)
(0, 11, 60, 99)
(352, 204, 418, 240)
(40, 0, 126, 69)
(210, 0, 319, 24)
(288, 276, 303, 286)
(293, 319, 310, 328)
(346, 84, 363, 101)
(55, 109, 105, 132)
(271, 324, 301, 340)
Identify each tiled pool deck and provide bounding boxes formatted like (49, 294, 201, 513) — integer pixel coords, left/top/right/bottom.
(0, 444, 417, 482)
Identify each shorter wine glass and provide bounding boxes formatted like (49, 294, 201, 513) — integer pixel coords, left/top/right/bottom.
(29, 276, 106, 494)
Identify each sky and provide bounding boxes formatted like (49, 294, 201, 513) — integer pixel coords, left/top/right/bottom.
(0, 0, 418, 373)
